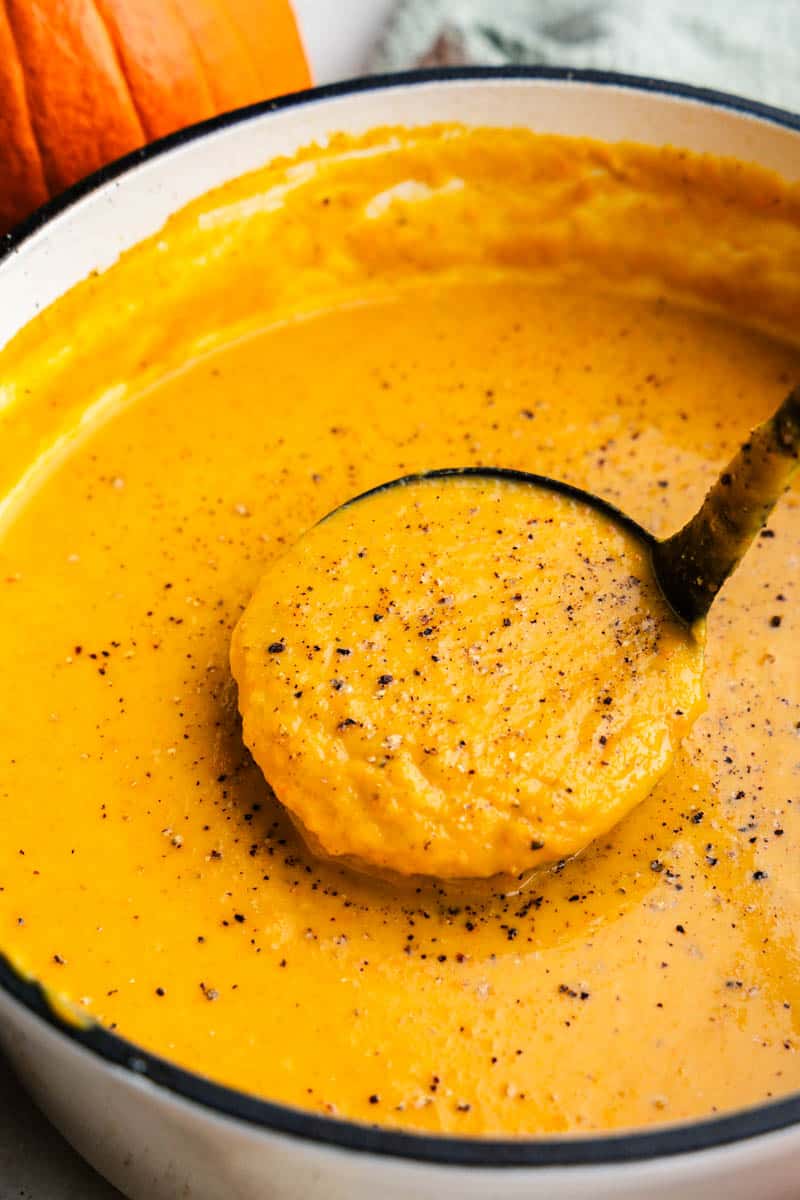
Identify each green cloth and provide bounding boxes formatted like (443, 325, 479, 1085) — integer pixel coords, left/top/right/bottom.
(372, 0, 800, 113)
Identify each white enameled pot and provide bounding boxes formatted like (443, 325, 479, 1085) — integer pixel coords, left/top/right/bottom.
(0, 70, 798, 1200)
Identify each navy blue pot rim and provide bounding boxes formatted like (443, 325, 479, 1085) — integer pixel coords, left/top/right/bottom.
(0, 66, 798, 1167)
(3, 64, 800, 264)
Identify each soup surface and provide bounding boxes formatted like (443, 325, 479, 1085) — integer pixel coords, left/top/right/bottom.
(0, 126, 798, 1136)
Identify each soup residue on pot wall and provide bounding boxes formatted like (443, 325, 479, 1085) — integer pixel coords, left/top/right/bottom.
(0, 125, 798, 1136)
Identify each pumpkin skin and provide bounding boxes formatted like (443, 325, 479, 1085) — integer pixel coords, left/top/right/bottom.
(0, 0, 310, 235)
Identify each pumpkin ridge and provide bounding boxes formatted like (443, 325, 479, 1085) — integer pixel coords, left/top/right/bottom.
(94, 0, 219, 141)
(214, 0, 272, 98)
(160, 0, 218, 120)
(90, 0, 158, 142)
(0, 0, 49, 227)
(6, 0, 145, 195)
(2, 0, 60, 197)
(222, 0, 311, 96)
(172, 0, 261, 111)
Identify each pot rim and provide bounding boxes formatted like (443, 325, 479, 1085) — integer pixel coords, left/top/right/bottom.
(1, 65, 798, 1168)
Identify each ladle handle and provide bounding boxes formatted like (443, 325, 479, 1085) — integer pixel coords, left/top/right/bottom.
(653, 385, 800, 624)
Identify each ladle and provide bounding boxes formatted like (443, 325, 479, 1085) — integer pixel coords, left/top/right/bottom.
(231, 385, 799, 880)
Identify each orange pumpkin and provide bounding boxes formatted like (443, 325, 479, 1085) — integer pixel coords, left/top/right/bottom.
(0, 0, 311, 236)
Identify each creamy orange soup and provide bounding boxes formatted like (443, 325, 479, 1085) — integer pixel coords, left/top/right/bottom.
(0, 127, 798, 1135)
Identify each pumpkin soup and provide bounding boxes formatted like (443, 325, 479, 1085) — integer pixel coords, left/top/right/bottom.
(232, 472, 706, 879)
(0, 127, 798, 1135)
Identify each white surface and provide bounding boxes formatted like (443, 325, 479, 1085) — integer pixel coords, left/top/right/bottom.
(294, 0, 396, 82)
(1, 75, 799, 1200)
